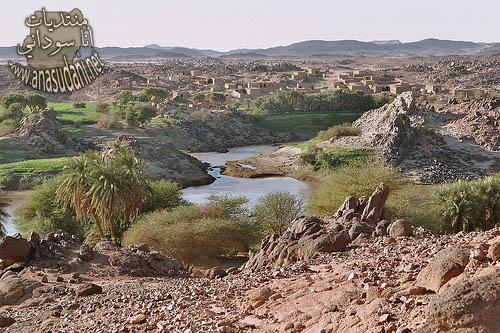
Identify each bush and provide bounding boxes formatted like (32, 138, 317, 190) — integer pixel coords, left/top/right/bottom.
(192, 92, 206, 104)
(1, 93, 26, 110)
(24, 93, 47, 112)
(96, 102, 109, 113)
(317, 123, 361, 141)
(125, 102, 158, 127)
(141, 180, 189, 214)
(191, 110, 210, 122)
(143, 88, 169, 99)
(307, 157, 427, 225)
(13, 177, 85, 239)
(73, 102, 86, 108)
(208, 92, 226, 105)
(429, 175, 500, 233)
(0, 119, 18, 137)
(253, 191, 304, 236)
(298, 146, 370, 170)
(123, 195, 259, 270)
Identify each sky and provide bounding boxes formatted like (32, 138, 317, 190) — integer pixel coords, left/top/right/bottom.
(1, 0, 499, 50)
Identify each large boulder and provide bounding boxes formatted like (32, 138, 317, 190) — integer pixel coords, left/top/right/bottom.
(0, 236, 32, 266)
(415, 248, 470, 293)
(0, 276, 41, 306)
(388, 219, 413, 237)
(361, 183, 390, 222)
(419, 267, 500, 332)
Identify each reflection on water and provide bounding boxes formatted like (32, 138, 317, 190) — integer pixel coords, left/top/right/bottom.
(182, 145, 312, 206)
(3, 191, 31, 236)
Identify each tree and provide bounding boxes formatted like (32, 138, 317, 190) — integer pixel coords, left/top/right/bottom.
(192, 92, 206, 104)
(143, 88, 169, 99)
(253, 191, 304, 235)
(0, 191, 9, 238)
(1, 93, 26, 110)
(1, 103, 24, 122)
(96, 102, 109, 113)
(208, 92, 226, 105)
(119, 91, 136, 109)
(24, 93, 47, 112)
(125, 103, 158, 127)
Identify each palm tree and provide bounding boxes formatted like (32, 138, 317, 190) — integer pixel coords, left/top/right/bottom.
(0, 191, 10, 238)
(56, 152, 106, 239)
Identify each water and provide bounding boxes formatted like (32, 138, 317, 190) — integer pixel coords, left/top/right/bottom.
(2, 145, 313, 234)
(2, 191, 31, 236)
(182, 145, 313, 206)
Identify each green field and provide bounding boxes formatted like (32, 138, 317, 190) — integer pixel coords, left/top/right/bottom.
(251, 112, 364, 137)
(0, 157, 69, 181)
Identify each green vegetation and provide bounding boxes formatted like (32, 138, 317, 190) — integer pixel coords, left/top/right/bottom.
(141, 180, 189, 214)
(298, 146, 371, 170)
(143, 87, 169, 99)
(123, 194, 259, 271)
(0, 191, 9, 237)
(191, 110, 211, 122)
(252, 89, 377, 114)
(125, 102, 158, 127)
(253, 191, 304, 236)
(47, 102, 100, 125)
(251, 112, 363, 137)
(317, 123, 361, 141)
(24, 93, 47, 112)
(307, 158, 433, 230)
(192, 92, 206, 104)
(14, 176, 84, 238)
(56, 144, 152, 242)
(73, 102, 86, 108)
(1, 93, 26, 110)
(0, 157, 69, 185)
(429, 175, 500, 233)
(207, 92, 227, 105)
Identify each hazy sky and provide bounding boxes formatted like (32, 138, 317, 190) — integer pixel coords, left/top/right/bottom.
(1, 0, 499, 50)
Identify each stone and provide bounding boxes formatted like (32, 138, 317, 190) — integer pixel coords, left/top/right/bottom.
(130, 313, 147, 324)
(487, 238, 500, 261)
(388, 219, 413, 237)
(0, 276, 41, 306)
(375, 220, 390, 237)
(56, 276, 63, 283)
(361, 184, 390, 222)
(136, 243, 150, 253)
(207, 267, 227, 279)
(246, 286, 274, 302)
(77, 283, 103, 297)
(0, 236, 32, 266)
(421, 267, 500, 332)
(415, 248, 470, 293)
(41, 275, 48, 283)
(349, 222, 373, 240)
(78, 244, 93, 261)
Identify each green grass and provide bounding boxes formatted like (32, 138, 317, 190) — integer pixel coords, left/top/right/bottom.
(0, 157, 69, 180)
(251, 112, 364, 137)
(47, 102, 100, 125)
(150, 118, 167, 126)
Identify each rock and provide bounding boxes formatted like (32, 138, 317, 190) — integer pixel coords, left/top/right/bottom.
(0, 317, 15, 328)
(56, 276, 63, 283)
(388, 219, 413, 237)
(207, 267, 227, 279)
(487, 238, 500, 261)
(415, 248, 470, 293)
(93, 241, 120, 252)
(0, 276, 41, 306)
(129, 313, 147, 324)
(41, 275, 48, 283)
(246, 286, 274, 301)
(349, 222, 373, 240)
(29, 232, 40, 244)
(361, 184, 390, 222)
(136, 243, 150, 253)
(0, 236, 32, 266)
(77, 283, 103, 297)
(375, 220, 390, 236)
(78, 244, 93, 261)
(420, 267, 500, 332)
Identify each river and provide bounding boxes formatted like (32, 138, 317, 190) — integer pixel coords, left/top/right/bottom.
(2, 145, 312, 235)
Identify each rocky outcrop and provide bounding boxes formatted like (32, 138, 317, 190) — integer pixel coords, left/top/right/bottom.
(243, 183, 403, 271)
(16, 108, 95, 155)
(0, 275, 41, 306)
(415, 247, 470, 293)
(94, 241, 181, 277)
(420, 267, 500, 332)
(0, 236, 32, 266)
(112, 135, 215, 187)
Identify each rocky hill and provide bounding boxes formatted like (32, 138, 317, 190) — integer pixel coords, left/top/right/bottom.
(1, 184, 500, 332)
(328, 92, 500, 183)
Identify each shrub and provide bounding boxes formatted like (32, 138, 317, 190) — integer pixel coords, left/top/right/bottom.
(192, 92, 206, 104)
(1, 93, 26, 110)
(143, 88, 169, 99)
(125, 102, 158, 127)
(73, 102, 86, 108)
(24, 93, 47, 112)
(141, 180, 189, 214)
(0, 119, 18, 137)
(96, 102, 109, 113)
(208, 92, 226, 105)
(123, 196, 259, 270)
(298, 146, 370, 170)
(429, 175, 500, 233)
(317, 123, 361, 141)
(253, 191, 304, 236)
(307, 157, 427, 225)
(13, 176, 85, 239)
(191, 110, 210, 122)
